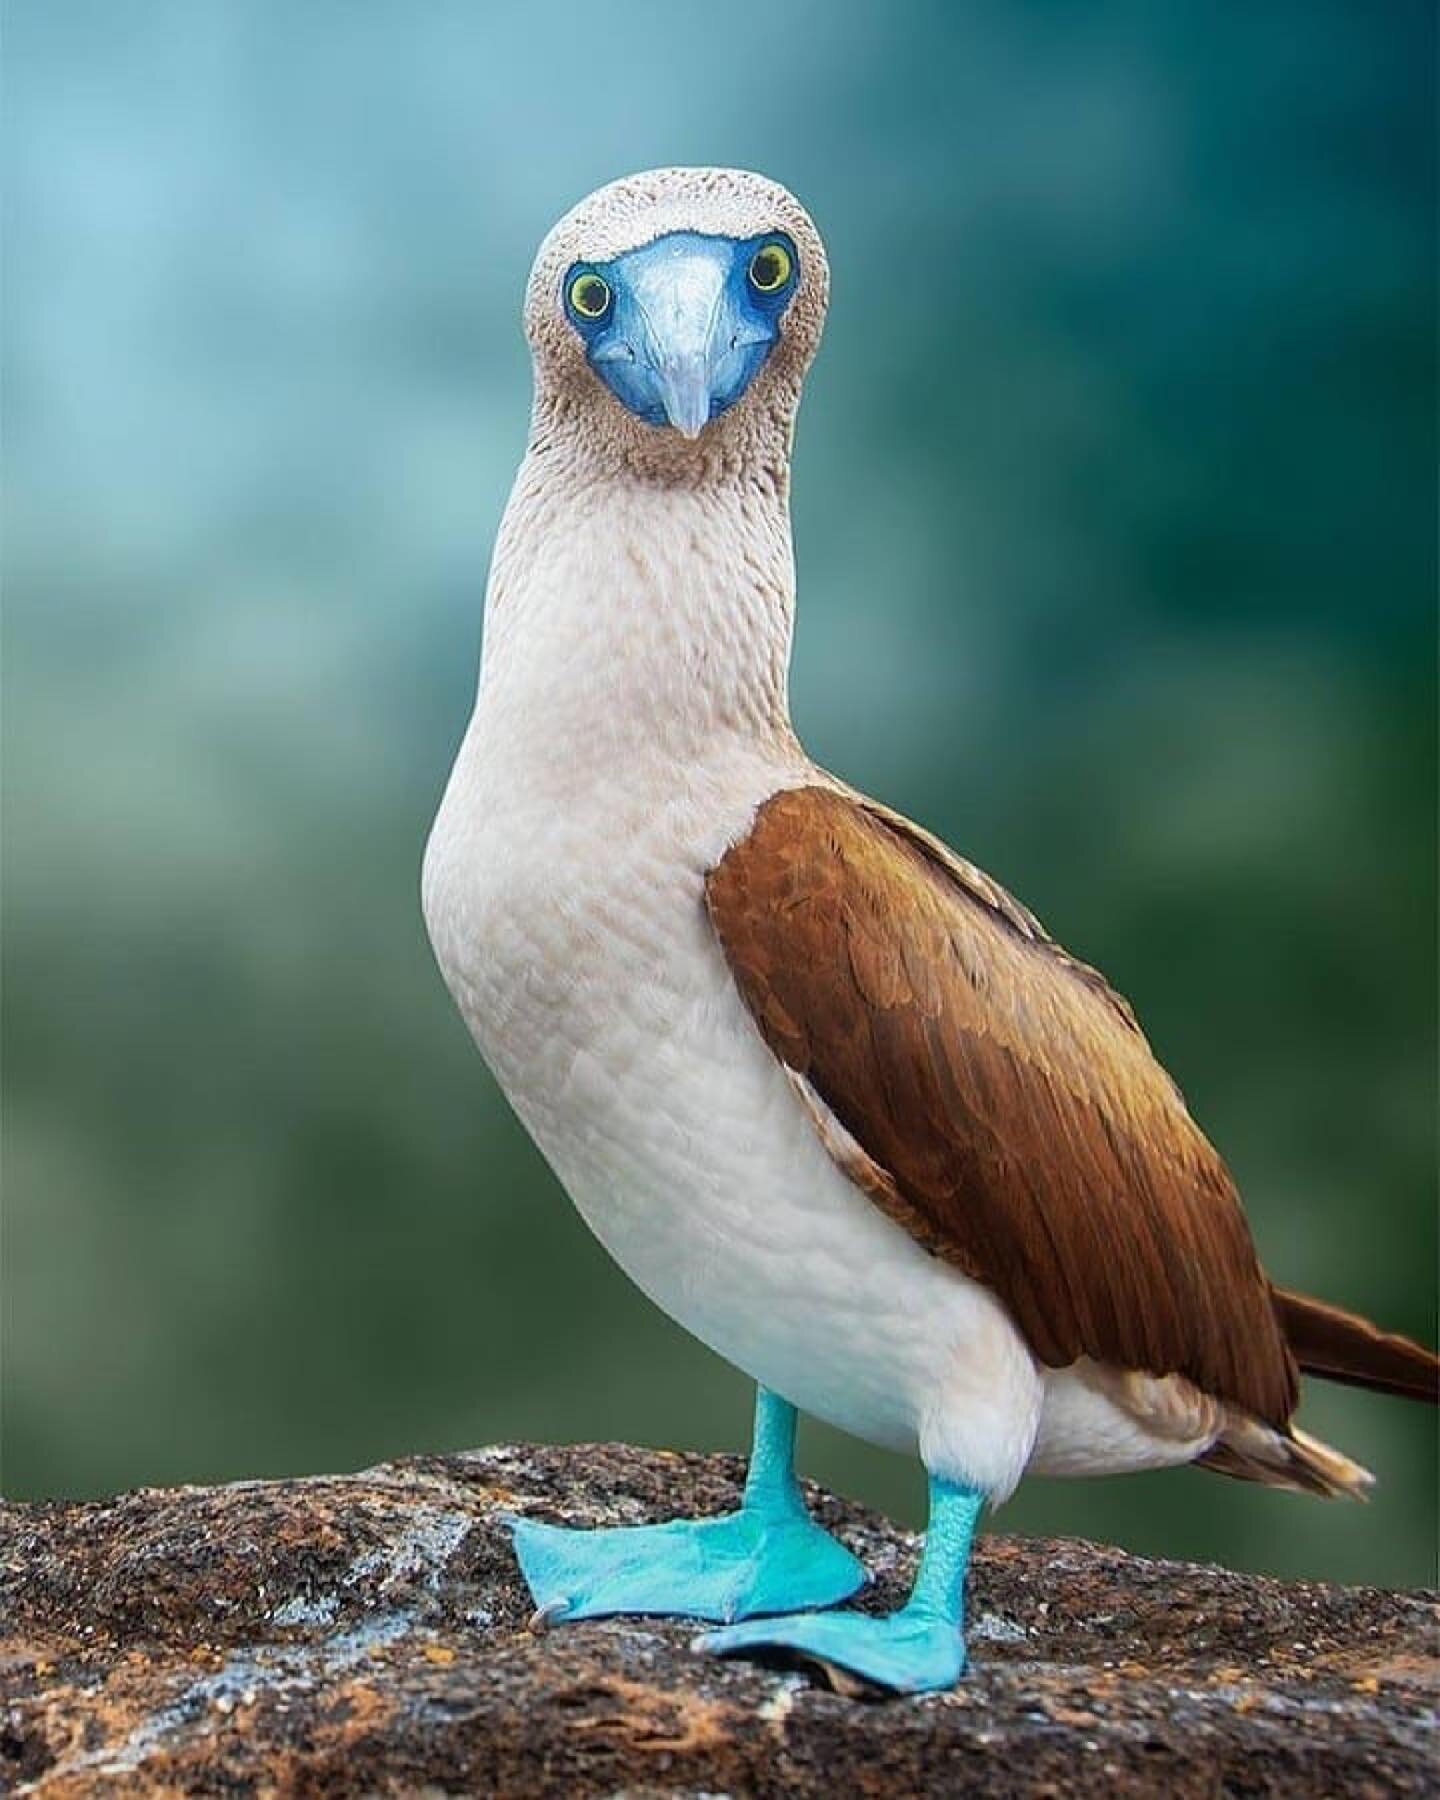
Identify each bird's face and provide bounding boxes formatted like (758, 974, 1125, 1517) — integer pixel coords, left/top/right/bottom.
(524, 169, 828, 465)
(560, 230, 800, 438)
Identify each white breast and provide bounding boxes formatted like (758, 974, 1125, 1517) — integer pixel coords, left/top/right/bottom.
(426, 726, 1059, 1500)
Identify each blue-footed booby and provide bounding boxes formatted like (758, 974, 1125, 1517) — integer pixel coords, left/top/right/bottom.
(422, 167, 1438, 1693)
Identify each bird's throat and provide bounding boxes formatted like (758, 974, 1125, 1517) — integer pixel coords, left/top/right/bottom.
(473, 442, 800, 777)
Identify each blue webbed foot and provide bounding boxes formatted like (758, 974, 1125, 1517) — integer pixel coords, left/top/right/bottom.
(698, 1603, 964, 1694)
(509, 1508, 866, 1625)
(699, 1471, 986, 1695)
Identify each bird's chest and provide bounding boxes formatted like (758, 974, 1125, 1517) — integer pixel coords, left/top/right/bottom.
(422, 737, 782, 1160)
(423, 731, 1005, 1460)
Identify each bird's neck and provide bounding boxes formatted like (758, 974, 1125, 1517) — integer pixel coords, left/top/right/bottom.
(471, 434, 801, 778)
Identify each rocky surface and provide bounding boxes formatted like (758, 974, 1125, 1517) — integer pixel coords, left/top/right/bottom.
(1, 1441, 1435, 1796)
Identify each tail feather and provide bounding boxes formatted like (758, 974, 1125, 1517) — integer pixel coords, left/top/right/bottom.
(1199, 1417, 1374, 1500)
(1274, 1287, 1439, 1403)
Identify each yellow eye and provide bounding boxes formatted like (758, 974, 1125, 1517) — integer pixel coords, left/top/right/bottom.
(568, 272, 612, 320)
(747, 241, 793, 294)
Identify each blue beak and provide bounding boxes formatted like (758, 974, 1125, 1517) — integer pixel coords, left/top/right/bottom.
(576, 233, 786, 436)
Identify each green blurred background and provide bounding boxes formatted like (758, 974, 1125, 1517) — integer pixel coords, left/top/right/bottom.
(3, 1, 1435, 1587)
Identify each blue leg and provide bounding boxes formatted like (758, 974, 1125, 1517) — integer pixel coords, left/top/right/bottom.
(698, 1472, 983, 1693)
(509, 1389, 866, 1625)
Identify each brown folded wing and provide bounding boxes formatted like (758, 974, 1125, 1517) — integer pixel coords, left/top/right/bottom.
(705, 784, 1298, 1426)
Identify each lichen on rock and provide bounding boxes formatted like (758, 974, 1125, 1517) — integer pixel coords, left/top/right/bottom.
(2, 1442, 1435, 1795)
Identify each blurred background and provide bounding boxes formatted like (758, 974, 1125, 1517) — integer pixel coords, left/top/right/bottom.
(3, 0, 1435, 1587)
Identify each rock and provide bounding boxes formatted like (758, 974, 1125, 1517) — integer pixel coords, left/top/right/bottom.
(1, 1442, 1434, 1795)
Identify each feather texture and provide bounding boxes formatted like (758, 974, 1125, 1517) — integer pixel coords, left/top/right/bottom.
(1272, 1288, 1439, 1402)
(706, 784, 1300, 1426)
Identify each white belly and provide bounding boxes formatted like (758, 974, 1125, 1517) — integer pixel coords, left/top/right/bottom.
(424, 737, 1209, 1499)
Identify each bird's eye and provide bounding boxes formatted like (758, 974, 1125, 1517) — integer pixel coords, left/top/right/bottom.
(747, 242, 793, 294)
(568, 272, 612, 321)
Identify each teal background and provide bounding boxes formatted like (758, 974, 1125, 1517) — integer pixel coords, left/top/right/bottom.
(3, 1, 1435, 1587)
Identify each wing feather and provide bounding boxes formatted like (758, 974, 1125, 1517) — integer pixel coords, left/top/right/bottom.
(706, 784, 1298, 1425)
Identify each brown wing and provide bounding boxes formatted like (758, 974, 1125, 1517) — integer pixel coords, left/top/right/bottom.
(706, 784, 1299, 1426)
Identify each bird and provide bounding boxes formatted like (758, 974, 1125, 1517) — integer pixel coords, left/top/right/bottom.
(422, 167, 1438, 1693)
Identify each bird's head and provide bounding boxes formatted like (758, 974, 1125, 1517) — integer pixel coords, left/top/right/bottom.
(523, 168, 828, 477)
